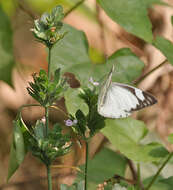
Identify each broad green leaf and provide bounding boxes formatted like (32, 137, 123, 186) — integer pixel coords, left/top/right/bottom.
(143, 176, 171, 190)
(52, 25, 144, 86)
(153, 36, 173, 65)
(160, 177, 173, 189)
(7, 116, 31, 181)
(0, 6, 14, 86)
(64, 88, 88, 116)
(97, 0, 161, 43)
(107, 48, 145, 83)
(101, 118, 163, 162)
(51, 24, 91, 86)
(78, 148, 127, 189)
(149, 146, 169, 158)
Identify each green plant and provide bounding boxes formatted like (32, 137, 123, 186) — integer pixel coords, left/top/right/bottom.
(2, 1, 173, 190)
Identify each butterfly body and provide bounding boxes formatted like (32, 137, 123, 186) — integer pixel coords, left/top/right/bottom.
(97, 66, 157, 118)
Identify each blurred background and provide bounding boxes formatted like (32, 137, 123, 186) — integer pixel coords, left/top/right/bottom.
(1, 0, 173, 189)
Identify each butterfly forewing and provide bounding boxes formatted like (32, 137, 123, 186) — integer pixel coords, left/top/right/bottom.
(97, 78, 157, 118)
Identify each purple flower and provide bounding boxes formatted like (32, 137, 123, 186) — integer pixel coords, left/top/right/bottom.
(64, 119, 78, 126)
(64, 119, 73, 126)
(89, 77, 99, 86)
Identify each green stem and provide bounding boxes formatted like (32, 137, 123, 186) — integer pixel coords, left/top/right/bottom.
(48, 47, 52, 80)
(45, 107, 49, 137)
(64, 0, 85, 17)
(84, 141, 89, 190)
(145, 152, 173, 190)
(46, 165, 52, 190)
(134, 59, 168, 85)
(45, 47, 52, 137)
(137, 163, 143, 190)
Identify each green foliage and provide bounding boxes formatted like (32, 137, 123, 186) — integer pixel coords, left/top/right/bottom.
(143, 176, 173, 190)
(27, 69, 68, 107)
(7, 115, 32, 181)
(78, 148, 127, 186)
(51, 24, 145, 86)
(67, 87, 105, 139)
(64, 88, 89, 116)
(97, 0, 162, 43)
(51, 23, 91, 85)
(107, 48, 145, 84)
(153, 36, 173, 65)
(0, 6, 14, 86)
(102, 118, 166, 162)
(29, 122, 71, 166)
(32, 5, 66, 47)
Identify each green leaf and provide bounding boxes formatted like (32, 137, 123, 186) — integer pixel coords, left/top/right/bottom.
(153, 36, 173, 65)
(52, 25, 145, 86)
(107, 48, 145, 83)
(51, 24, 91, 85)
(143, 176, 172, 190)
(149, 146, 169, 158)
(64, 88, 88, 116)
(159, 177, 173, 189)
(78, 148, 127, 188)
(97, 0, 163, 42)
(0, 6, 14, 86)
(168, 133, 173, 144)
(101, 118, 163, 162)
(7, 116, 31, 181)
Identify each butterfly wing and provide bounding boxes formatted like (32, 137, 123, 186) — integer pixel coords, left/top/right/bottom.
(98, 82, 157, 118)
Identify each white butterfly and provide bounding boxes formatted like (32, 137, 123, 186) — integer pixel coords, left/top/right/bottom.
(97, 65, 157, 118)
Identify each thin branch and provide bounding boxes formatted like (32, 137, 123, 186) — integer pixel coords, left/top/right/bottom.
(127, 159, 138, 181)
(134, 59, 168, 85)
(96, 3, 107, 57)
(127, 159, 144, 190)
(64, 0, 85, 18)
(145, 152, 173, 190)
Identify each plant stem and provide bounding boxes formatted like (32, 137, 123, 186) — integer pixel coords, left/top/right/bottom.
(134, 59, 168, 85)
(64, 0, 85, 17)
(45, 47, 52, 137)
(48, 47, 52, 80)
(84, 141, 89, 190)
(145, 152, 173, 190)
(137, 163, 142, 190)
(45, 107, 49, 137)
(46, 165, 52, 190)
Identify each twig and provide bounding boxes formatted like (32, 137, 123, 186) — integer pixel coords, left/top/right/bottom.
(127, 159, 138, 181)
(96, 3, 107, 57)
(84, 141, 89, 190)
(127, 159, 144, 190)
(64, 0, 85, 18)
(145, 152, 173, 190)
(134, 59, 168, 85)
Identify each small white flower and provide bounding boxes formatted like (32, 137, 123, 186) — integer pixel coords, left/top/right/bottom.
(113, 184, 127, 190)
(73, 119, 78, 124)
(89, 77, 99, 86)
(41, 117, 46, 124)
